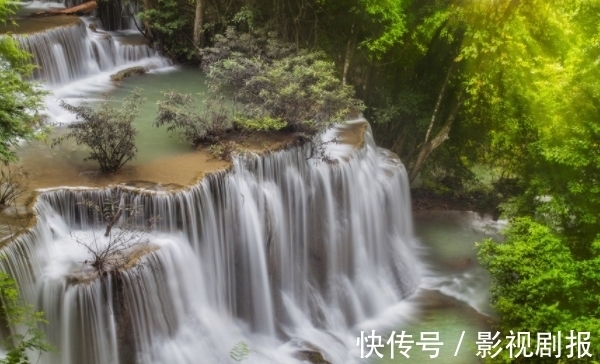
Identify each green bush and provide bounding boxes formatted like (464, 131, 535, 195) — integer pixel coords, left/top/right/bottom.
(233, 116, 287, 132)
(55, 89, 144, 173)
(154, 92, 231, 145)
(478, 218, 600, 363)
(0, 272, 51, 364)
(202, 27, 362, 134)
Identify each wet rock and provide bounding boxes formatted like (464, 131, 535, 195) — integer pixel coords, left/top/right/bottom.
(294, 350, 332, 364)
(110, 66, 148, 82)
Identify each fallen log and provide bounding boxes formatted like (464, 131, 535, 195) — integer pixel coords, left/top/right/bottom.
(29, 1, 98, 17)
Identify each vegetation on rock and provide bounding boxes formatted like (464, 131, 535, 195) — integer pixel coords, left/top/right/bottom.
(201, 27, 362, 134)
(110, 66, 148, 82)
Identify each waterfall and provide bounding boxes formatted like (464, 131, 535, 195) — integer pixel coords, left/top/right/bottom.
(13, 18, 169, 87)
(0, 122, 422, 363)
(32, 0, 138, 31)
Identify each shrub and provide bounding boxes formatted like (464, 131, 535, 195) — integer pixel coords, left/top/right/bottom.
(208, 141, 243, 161)
(55, 89, 144, 173)
(154, 92, 231, 145)
(233, 116, 287, 132)
(0, 272, 52, 364)
(0, 166, 29, 207)
(202, 27, 363, 134)
(200, 26, 295, 74)
(237, 51, 362, 132)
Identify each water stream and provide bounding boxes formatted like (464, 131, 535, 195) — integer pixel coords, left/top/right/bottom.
(0, 5, 498, 363)
(3, 125, 422, 363)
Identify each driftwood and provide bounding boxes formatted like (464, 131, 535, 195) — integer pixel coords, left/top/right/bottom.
(29, 1, 98, 17)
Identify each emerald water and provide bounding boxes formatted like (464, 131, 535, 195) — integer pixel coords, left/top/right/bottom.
(372, 211, 501, 364)
(48, 68, 212, 164)
(15, 67, 232, 191)
(102, 68, 212, 163)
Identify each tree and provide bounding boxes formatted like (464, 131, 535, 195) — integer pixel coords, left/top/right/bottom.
(314, 0, 408, 83)
(137, 0, 196, 59)
(476, 3, 600, 361)
(202, 27, 362, 134)
(54, 89, 144, 173)
(193, 0, 205, 47)
(0, 0, 46, 163)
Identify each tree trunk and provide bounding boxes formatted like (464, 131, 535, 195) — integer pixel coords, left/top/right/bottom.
(423, 64, 454, 144)
(141, 0, 154, 40)
(193, 0, 205, 47)
(408, 92, 464, 184)
(342, 24, 355, 87)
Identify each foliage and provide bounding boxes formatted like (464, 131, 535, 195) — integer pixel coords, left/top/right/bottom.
(468, 3, 600, 363)
(55, 89, 144, 173)
(478, 218, 600, 363)
(137, 0, 196, 60)
(203, 27, 362, 133)
(239, 51, 361, 132)
(208, 141, 242, 161)
(0, 272, 51, 364)
(471, 0, 600, 245)
(0, 167, 28, 208)
(233, 116, 287, 132)
(229, 341, 250, 362)
(200, 26, 295, 74)
(316, 0, 408, 56)
(154, 92, 231, 145)
(0, 0, 46, 163)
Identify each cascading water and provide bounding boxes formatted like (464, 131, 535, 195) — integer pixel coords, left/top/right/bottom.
(14, 18, 169, 87)
(11, 7, 171, 122)
(32, 0, 138, 30)
(0, 122, 423, 363)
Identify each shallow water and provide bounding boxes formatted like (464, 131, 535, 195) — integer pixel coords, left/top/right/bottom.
(372, 211, 502, 364)
(15, 67, 237, 192)
(105, 67, 213, 163)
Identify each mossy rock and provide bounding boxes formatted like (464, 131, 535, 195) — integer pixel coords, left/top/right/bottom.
(110, 66, 148, 82)
(294, 350, 332, 364)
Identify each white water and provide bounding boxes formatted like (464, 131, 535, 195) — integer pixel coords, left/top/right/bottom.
(13, 14, 171, 122)
(23, 0, 138, 30)
(0, 123, 424, 363)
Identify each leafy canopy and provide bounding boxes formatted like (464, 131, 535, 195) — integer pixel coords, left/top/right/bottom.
(0, 0, 46, 162)
(202, 27, 362, 133)
(478, 218, 600, 362)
